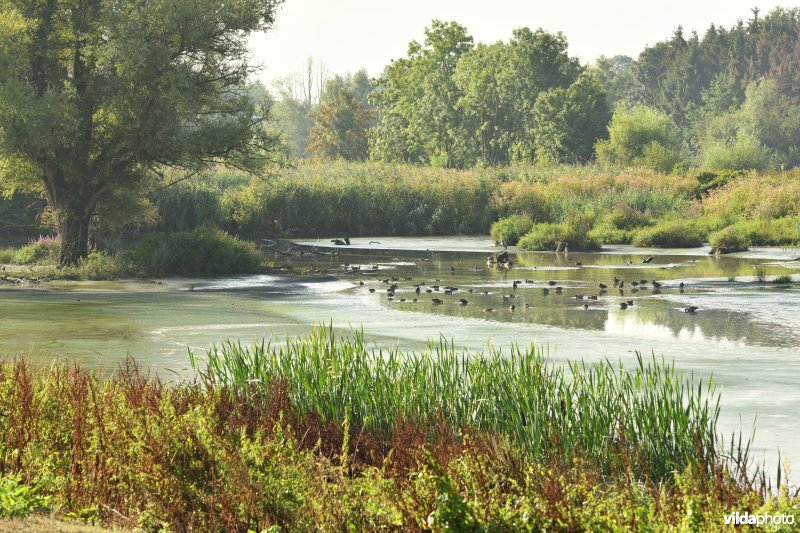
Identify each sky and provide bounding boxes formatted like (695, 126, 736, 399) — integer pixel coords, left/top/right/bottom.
(249, 0, 790, 88)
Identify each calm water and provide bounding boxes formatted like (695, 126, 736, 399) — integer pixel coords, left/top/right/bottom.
(2, 236, 799, 469)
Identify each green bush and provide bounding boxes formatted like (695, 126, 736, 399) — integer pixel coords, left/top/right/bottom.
(490, 215, 534, 245)
(131, 228, 262, 276)
(701, 134, 775, 171)
(632, 221, 704, 248)
(0, 475, 50, 518)
(723, 218, 800, 246)
(8, 236, 60, 265)
(708, 225, 750, 252)
(595, 105, 684, 171)
(518, 222, 600, 251)
(587, 223, 634, 244)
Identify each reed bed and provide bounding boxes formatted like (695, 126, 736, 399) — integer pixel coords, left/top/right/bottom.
(193, 324, 725, 483)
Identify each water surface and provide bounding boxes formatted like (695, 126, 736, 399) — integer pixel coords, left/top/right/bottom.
(2, 236, 799, 470)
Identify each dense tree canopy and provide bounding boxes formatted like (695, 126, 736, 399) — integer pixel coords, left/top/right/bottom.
(0, 0, 282, 264)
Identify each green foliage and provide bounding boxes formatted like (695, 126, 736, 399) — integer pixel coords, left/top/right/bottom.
(0, 475, 50, 518)
(532, 72, 611, 164)
(150, 185, 224, 233)
(369, 20, 474, 168)
(709, 225, 751, 252)
(2, 236, 60, 265)
(517, 220, 601, 251)
(596, 105, 684, 171)
(631, 221, 704, 248)
(197, 325, 720, 482)
(489, 215, 533, 245)
(308, 91, 372, 161)
(0, 329, 793, 530)
(774, 274, 793, 284)
(131, 228, 262, 276)
(0, 0, 282, 264)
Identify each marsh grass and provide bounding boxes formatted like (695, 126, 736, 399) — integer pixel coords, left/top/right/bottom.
(194, 325, 731, 484)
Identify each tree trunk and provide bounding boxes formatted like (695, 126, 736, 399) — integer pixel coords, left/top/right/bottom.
(58, 214, 91, 266)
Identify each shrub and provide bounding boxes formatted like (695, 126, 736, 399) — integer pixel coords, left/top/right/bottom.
(10, 236, 60, 265)
(490, 215, 534, 245)
(587, 223, 634, 244)
(632, 221, 704, 248)
(701, 134, 775, 171)
(518, 222, 600, 251)
(0, 475, 50, 518)
(595, 105, 684, 171)
(131, 228, 262, 276)
(774, 274, 793, 284)
(708, 225, 750, 252)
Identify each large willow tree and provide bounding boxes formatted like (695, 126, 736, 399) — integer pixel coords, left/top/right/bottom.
(0, 0, 281, 264)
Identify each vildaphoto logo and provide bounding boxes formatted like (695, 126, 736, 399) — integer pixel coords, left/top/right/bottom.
(723, 511, 795, 527)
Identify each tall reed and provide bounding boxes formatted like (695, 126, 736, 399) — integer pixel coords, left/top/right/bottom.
(192, 324, 729, 483)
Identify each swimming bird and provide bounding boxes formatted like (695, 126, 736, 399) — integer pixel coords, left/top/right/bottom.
(509, 305, 515, 311)
(512, 280, 519, 289)
(575, 294, 584, 300)
(642, 256, 654, 264)
(483, 307, 494, 312)
(459, 299, 468, 305)
(598, 283, 607, 290)
(685, 306, 698, 313)
(631, 281, 639, 287)
(679, 282, 685, 289)
(548, 280, 557, 286)
(652, 281, 662, 289)
(588, 295, 598, 300)
(524, 303, 530, 309)
(432, 298, 443, 305)
(415, 286, 420, 295)
(583, 303, 589, 310)
(542, 288, 550, 295)
(368, 288, 375, 293)
(619, 302, 628, 310)
(555, 287, 563, 294)
(626, 300, 634, 306)
(331, 237, 351, 246)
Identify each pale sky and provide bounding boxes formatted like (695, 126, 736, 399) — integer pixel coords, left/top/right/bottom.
(249, 0, 790, 88)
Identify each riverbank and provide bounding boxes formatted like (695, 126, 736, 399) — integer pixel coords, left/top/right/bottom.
(1, 326, 796, 531)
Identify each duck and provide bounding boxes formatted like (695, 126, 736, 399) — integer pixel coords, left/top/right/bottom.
(598, 283, 607, 290)
(368, 288, 376, 293)
(524, 303, 530, 309)
(432, 298, 443, 305)
(685, 306, 698, 313)
(331, 237, 351, 246)
(619, 302, 628, 310)
(548, 280, 557, 286)
(652, 281, 662, 289)
(642, 256, 654, 264)
(555, 287, 563, 294)
(583, 303, 589, 310)
(483, 307, 494, 312)
(459, 299, 468, 305)
(509, 305, 515, 311)
(542, 288, 550, 295)
(626, 300, 634, 306)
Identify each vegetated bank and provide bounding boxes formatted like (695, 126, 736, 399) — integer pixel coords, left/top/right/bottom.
(3, 163, 800, 275)
(220, 162, 800, 252)
(0, 326, 796, 531)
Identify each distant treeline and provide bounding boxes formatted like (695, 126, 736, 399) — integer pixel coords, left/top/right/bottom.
(274, 7, 800, 172)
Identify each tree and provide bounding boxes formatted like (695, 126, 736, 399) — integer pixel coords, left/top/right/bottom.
(532, 72, 611, 164)
(308, 90, 372, 161)
(595, 105, 684, 171)
(370, 20, 474, 167)
(696, 79, 800, 169)
(591, 55, 637, 109)
(271, 58, 329, 158)
(0, 0, 282, 264)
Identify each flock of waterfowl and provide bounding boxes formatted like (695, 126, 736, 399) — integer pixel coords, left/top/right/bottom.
(348, 249, 700, 315)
